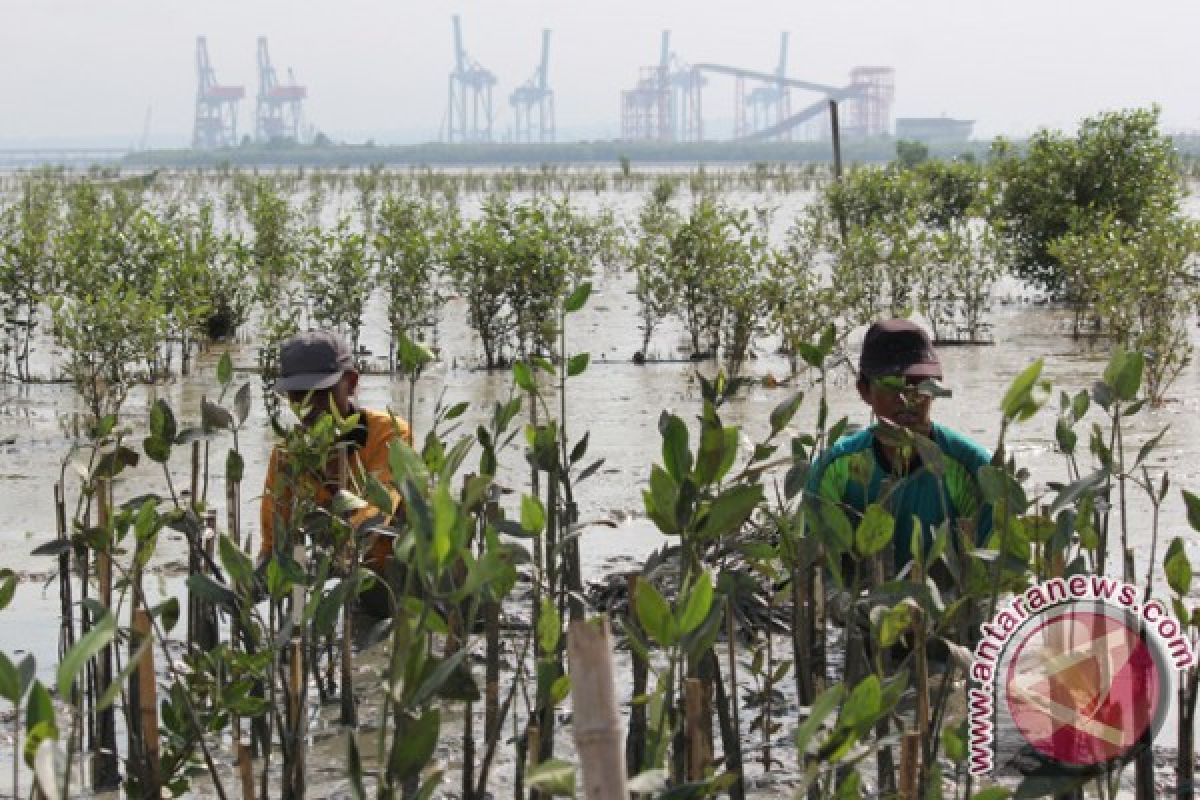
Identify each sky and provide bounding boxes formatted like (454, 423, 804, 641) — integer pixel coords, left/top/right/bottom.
(1, 0, 1198, 147)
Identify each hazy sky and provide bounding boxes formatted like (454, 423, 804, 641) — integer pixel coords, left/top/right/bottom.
(2, 0, 1197, 146)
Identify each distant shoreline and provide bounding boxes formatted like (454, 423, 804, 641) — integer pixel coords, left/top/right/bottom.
(120, 137, 991, 168)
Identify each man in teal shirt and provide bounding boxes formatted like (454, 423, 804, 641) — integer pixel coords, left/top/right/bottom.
(806, 319, 992, 577)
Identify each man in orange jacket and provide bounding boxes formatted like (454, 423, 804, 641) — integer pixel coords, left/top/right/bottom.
(259, 330, 411, 614)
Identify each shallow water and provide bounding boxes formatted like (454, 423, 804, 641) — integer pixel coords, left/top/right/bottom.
(1, 179, 1198, 796)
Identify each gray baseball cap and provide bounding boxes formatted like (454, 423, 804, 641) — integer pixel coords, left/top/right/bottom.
(275, 331, 355, 392)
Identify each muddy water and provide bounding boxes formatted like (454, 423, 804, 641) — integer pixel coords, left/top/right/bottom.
(1, 183, 1199, 796)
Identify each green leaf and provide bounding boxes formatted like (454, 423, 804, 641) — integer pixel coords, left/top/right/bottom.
(564, 281, 592, 313)
(1104, 348, 1143, 402)
(25, 680, 55, 741)
(410, 650, 471, 707)
(1000, 358, 1045, 422)
(444, 401, 469, 421)
(0, 570, 16, 612)
(1165, 537, 1192, 596)
(226, 449, 244, 483)
(186, 572, 239, 611)
(794, 683, 845, 754)
(971, 789, 1010, 800)
(57, 612, 115, 699)
(234, 382, 252, 425)
(202, 398, 234, 432)
(0, 652, 20, 704)
(219, 534, 255, 589)
(839, 674, 881, 730)
(149, 399, 177, 443)
(634, 579, 676, 646)
(513, 361, 535, 393)
(526, 759, 576, 797)
(331, 489, 368, 516)
(876, 602, 913, 648)
(568, 432, 589, 465)
(769, 391, 804, 436)
(152, 597, 180, 633)
(520, 494, 546, 535)
(1182, 489, 1200, 532)
(659, 413, 691, 482)
(699, 485, 763, 541)
(142, 436, 171, 464)
(387, 709, 440, 782)
(550, 674, 571, 704)
(538, 596, 561, 654)
(677, 570, 713, 635)
(854, 503, 895, 557)
(432, 482, 458, 566)
(217, 351, 233, 385)
(566, 352, 590, 377)
(1045, 469, 1107, 517)
(942, 721, 968, 763)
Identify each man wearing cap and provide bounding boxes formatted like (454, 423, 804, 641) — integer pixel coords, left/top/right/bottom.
(259, 330, 411, 612)
(805, 319, 992, 576)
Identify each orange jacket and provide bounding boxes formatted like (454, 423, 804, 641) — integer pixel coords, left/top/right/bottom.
(259, 407, 411, 571)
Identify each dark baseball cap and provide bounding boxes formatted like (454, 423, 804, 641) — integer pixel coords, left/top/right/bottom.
(858, 319, 942, 379)
(275, 331, 355, 392)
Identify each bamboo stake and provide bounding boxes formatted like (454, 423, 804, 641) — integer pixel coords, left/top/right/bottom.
(567, 617, 628, 800)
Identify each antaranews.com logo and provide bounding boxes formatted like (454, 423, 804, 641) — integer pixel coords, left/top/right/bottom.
(968, 575, 1195, 777)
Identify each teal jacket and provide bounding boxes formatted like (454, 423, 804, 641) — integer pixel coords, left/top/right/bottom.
(804, 423, 992, 572)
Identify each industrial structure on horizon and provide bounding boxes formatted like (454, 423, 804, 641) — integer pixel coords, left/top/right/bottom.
(187, 20, 970, 150)
(619, 31, 896, 143)
(192, 36, 310, 148)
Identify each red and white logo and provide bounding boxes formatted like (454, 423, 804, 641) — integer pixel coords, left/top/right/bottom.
(968, 577, 1193, 777)
(1003, 607, 1163, 767)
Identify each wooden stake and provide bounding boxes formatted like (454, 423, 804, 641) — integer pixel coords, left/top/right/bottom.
(92, 478, 120, 790)
(567, 617, 628, 800)
(625, 576, 647, 776)
(828, 99, 848, 244)
(337, 449, 357, 728)
(132, 609, 161, 795)
(684, 679, 712, 781)
(899, 731, 920, 800)
(283, 542, 307, 800)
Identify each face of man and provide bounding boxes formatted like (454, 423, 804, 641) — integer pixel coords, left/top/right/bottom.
(287, 371, 358, 427)
(857, 374, 935, 434)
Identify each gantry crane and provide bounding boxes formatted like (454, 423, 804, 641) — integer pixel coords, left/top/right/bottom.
(620, 31, 674, 141)
(255, 37, 308, 143)
(192, 37, 245, 149)
(509, 30, 554, 143)
(446, 16, 497, 143)
(740, 33, 792, 139)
